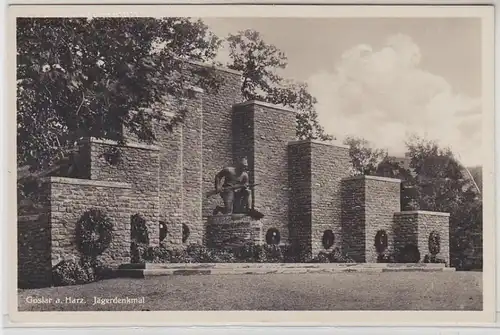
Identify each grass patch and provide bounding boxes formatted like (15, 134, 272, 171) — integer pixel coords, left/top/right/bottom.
(18, 271, 482, 311)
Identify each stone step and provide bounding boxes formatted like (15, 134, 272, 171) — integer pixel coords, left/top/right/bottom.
(116, 263, 454, 278)
(119, 262, 448, 270)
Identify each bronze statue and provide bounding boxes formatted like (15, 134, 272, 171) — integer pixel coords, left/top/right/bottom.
(212, 157, 251, 215)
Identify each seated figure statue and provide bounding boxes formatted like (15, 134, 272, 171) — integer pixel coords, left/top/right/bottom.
(213, 157, 251, 215)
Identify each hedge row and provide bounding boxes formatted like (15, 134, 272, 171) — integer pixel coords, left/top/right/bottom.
(132, 242, 356, 264)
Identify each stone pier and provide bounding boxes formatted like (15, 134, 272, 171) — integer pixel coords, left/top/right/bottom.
(205, 215, 263, 249)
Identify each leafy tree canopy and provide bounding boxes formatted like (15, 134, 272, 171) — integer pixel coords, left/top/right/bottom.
(405, 136, 482, 266)
(343, 134, 482, 267)
(17, 17, 222, 171)
(404, 135, 478, 212)
(226, 29, 333, 141)
(342, 136, 388, 176)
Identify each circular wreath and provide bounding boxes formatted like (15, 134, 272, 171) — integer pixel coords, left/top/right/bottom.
(102, 147, 122, 166)
(265, 228, 281, 245)
(428, 231, 441, 255)
(322, 230, 335, 249)
(159, 221, 168, 242)
(182, 223, 190, 243)
(374, 230, 388, 254)
(76, 209, 113, 257)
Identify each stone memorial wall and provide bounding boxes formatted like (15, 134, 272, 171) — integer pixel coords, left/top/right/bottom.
(17, 62, 451, 287)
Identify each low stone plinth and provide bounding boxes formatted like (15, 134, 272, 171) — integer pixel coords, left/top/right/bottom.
(117, 263, 455, 278)
(205, 214, 263, 248)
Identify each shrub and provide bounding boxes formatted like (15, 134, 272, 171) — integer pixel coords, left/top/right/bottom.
(428, 231, 441, 256)
(395, 244, 420, 263)
(230, 243, 286, 263)
(186, 244, 216, 263)
(451, 253, 482, 271)
(331, 248, 355, 263)
(258, 244, 284, 263)
(423, 254, 446, 264)
(316, 251, 330, 263)
(170, 248, 194, 263)
(79, 257, 97, 282)
(377, 249, 396, 263)
(279, 244, 299, 263)
(233, 243, 259, 262)
(130, 242, 150, 263)
(280, 244, 316, 263)
(186, 244, 237, 263)
(301, 254, 316, 263)
(128, 242, 361, 264)
(52, 257, 115, 287)
(306, 248, 355, 263)
(143, 245, 172, 263)
(93, 260, 115, 280)
(52, 260, 85, 286)
(134, 244, 239, 264)
(212, 249, 237, 263)
(80, 257, 115, 281)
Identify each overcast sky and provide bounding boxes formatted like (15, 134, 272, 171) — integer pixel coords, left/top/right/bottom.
(203, 17, 482, 167)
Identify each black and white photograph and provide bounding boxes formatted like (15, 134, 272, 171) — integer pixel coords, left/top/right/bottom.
(8, 3, 495, 326)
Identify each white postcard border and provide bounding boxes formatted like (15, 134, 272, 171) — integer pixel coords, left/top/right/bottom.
(5, 3, 496, 327)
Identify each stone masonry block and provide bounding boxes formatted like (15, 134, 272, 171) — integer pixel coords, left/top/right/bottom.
(205, 215, 263, 248)
(288, 140, 352, 258)
(47, 177, 134, 268)
(394, 211, 450, 265)
(341, 175, 401, 262)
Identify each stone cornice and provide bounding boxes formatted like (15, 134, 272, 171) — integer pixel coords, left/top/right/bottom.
(186, 59, 242, 76)
(342, 175, 402, 183)
(40, 177, 133, 189)
(80, 137, 161, 151)
(394, 210, 450, 217)
(288, 139, 349, 149)
(233, 100, 297, 114)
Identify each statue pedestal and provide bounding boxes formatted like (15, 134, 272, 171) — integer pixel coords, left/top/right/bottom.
(205, 214, 263, 249)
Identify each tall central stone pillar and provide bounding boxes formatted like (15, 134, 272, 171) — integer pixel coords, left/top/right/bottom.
(287, 140, 351, 259)
(232, 101, 297, 244)
(154, 88, 204, 248)
(341, 175, 401, 262)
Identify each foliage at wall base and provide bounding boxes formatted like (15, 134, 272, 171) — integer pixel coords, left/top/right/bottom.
(423, 254, 446, 264)
(51, 257, 115, 287)
(131, 243, 358, 264)
(312, 248, 356, 263)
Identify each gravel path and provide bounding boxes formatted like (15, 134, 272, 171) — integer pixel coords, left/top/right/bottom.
(18, 271, 482, 311)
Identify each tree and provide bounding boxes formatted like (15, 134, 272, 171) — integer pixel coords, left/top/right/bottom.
(405, 135, 482, 268)
(226, 29, 333, 141)
(17, 17, 222, 172)
(342, 136, 388, 175)
(343, 136, 422, 210)
(342, 133, 482, 268)
(405, 136, 473, 212)
(468, 166, 482, 193)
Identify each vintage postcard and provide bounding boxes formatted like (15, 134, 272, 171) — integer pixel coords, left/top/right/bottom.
(6, 3, 496, 327)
